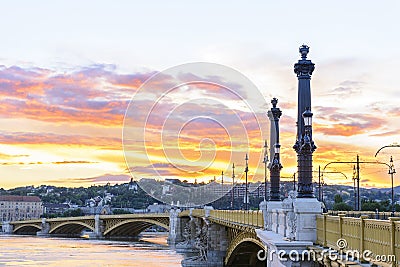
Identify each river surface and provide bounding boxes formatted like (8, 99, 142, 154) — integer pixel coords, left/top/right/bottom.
(0, 234, 184, 266)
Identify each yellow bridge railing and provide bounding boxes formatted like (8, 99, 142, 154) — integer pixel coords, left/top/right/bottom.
(317, 213, 400, 264)
(185, 209, 264, 229)
(209, 210, 264, 228)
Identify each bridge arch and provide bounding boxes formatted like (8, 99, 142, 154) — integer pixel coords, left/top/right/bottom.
(13, 224, 41, 235)
(49, 221, 95, 235)
(225, 232, 265, 267)
(104, 218, 169, 237)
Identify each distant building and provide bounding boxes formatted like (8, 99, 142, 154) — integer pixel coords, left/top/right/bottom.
(0, 195, 43, 222)
(147, 203, 169, 213)
(43, 203, 70, 215)
(86, 196, 104, 207)
(128, 178, 138, 192)
(165, 178, 181, 184)
(81, 205, 111, 215)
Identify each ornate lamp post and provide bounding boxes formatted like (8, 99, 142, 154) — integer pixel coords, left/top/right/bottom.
(269, 98, 282, 201)
(244, 153, 249, 210)
(389, 156, 396, 216)
(293, 45, 317, 198)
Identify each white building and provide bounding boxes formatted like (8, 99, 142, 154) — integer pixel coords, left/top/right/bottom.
(0, 195, 43, 222)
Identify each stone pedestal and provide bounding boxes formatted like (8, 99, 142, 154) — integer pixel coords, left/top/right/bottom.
(168, 208, 183, 245)
(256, 229, 314, 267)
(1, 222, 13, 234)
(259, 200, 268, 230)
(267, 201, 282, 232)
(94, 214, 103, 238)
(293, 198, 322, 242)
(204, 206, 214, 218)
(278, 209, 289, 237)
(37, 218, 50, 236)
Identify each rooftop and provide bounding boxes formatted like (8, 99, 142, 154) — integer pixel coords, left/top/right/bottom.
(0, 195, 41, 202)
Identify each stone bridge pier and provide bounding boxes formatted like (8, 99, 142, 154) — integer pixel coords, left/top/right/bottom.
(37, 218, 50, 236)
(168, 208, 184, 245)
(172, 207, 229, 267)
(2, 221, 13, 234)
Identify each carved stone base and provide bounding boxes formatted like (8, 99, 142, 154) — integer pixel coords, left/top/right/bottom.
(293, 198, 322, 242)
(267, 201, 283, 232)
(256, 229, 314, 267)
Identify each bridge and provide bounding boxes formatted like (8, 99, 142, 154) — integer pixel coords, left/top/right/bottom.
(5, 207, 400, 266)
(4, 213, 169, 238)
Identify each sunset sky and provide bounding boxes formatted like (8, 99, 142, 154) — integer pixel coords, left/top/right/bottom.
(1, 1, 400, 189)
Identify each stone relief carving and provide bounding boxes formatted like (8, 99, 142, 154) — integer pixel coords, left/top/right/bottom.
(177, 220, 191, 246)
(285, 190, 297, 240)
(185, 220, 209, 262)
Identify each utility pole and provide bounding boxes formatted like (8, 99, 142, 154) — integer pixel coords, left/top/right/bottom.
(244, 154, 249, 210)
(318, 166, 321, 201)
(231, 163, 235, 209)
(293, 173, 296, 191)
(356, 155, 360, 211)
(319, 170, 347, 204)
(352, 165, 357, 210)
(263, 140, 269, 201)
(389, 156, 396, 216)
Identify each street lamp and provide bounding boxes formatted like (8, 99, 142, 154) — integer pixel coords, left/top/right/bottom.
(244, 153, 249, 210)
(303, 108, 313, 127)
(293, 45, 317, 198)
(389, 156, 396, 216)
(269, 98, 282, 201)
(294, 107, 317, 198)
(274, 144, 281, 154)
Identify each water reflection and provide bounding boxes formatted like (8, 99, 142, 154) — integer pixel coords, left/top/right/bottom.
(0, 233, 183, 266)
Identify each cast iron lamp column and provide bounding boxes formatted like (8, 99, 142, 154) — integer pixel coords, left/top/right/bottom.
(293, 45, 317, 198)
(269, 98, 282, 201)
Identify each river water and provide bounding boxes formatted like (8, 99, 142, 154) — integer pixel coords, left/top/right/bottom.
(0, 234, 184, 266)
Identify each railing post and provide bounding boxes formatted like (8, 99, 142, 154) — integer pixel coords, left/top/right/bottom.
(360, 215, 368, 256)
(338, 213, 345, 239)
(389, 217, 400, 259)
(323, 213, 327, 247)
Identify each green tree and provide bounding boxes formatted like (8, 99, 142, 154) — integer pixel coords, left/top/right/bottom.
(333, 202, 352, 211)
(334, 194, 343, 203)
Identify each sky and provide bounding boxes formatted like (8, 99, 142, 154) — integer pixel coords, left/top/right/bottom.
(1, 1, 400, 189)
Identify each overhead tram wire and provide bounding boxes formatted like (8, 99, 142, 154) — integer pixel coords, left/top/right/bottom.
(323, 155, 392, 211)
